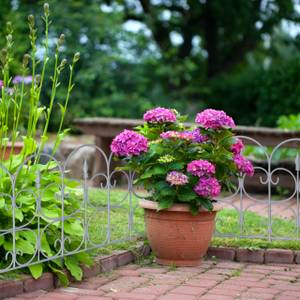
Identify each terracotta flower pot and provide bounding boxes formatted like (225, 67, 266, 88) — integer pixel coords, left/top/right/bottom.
(2, 142, 23, 160)
(139, 199, 222, 267)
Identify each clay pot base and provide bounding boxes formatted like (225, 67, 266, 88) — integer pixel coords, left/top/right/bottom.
(140, 199, 222, 268)
(156, 257, 202, 267)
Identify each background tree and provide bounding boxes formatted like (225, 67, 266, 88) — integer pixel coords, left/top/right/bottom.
(1, 0, 300, 128)
(118, 0, 298, 76)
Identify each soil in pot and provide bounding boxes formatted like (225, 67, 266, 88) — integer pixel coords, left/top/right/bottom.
(140, 199, 221, 267)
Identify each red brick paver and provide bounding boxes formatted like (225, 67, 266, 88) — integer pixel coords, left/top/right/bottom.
(5, 259, 300, 299)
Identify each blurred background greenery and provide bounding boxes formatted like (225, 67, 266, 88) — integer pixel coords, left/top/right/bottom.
(2, 0, 300, 130)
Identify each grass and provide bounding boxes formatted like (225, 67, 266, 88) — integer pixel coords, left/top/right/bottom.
(76, 187, 145, 255)
(213, 208, 300, 250)
(83, 188, 300, 251)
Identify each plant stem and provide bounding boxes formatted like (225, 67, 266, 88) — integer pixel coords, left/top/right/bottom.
(35, 39, 62, 163)
(51, 53, 79, 156)
(26, 15, 37, 143)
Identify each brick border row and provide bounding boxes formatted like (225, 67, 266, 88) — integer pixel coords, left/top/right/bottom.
(207, 247, 300, 264)
(0, 244, 151, 299)
(2, 245, 300, 299)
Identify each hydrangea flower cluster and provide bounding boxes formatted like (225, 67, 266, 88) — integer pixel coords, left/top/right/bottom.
(143, 107, 176, 123)
(110, 129, 148, 157)
(187, 159, 221, 198)
(160, 130, 194, 141)
(233, 154, 254, 176)
(166, 171, 189, 186)
(189, 128, 208, 143)
(193, 177, 221, 198)
(187, 160, 216, 177)
(230, 138, 254, 176)
(231, 138, 244, 155)
(195, 109, 236, 129)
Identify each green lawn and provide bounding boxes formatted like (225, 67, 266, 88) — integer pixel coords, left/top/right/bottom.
(85, 188, 300, 251)
(77, 188, 145, 255)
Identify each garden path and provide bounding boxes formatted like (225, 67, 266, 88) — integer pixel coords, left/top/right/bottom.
(6, 259, 300, 300)
(228, 194, 298, 219)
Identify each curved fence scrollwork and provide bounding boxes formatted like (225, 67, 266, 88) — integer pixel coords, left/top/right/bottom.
(1, 137, 300, 274)
(216, 136, 300, 242)
(0, 144, 144, 274)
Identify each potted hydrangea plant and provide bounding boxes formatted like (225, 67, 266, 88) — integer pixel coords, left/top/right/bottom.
(111, 107, 254, 266)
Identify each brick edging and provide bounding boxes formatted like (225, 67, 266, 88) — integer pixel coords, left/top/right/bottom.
(0, 243, 151, 299)
(3, 245, 299, 299)
(207, 246, 300, 264)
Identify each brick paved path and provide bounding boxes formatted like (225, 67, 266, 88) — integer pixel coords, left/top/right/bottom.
(6, 259, 300, 300)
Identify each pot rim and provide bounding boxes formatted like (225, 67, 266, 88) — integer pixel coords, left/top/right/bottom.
(6, 142, 24, 148)
(139, 199, 223, 212)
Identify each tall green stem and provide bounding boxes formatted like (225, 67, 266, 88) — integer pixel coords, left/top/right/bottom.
(0, 30, 13, 162)
(35, 35, 65, 163)
(52, 52, 80, 156)
(26, 14, 37, 142)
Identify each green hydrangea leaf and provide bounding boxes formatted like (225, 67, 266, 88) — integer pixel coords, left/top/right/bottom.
(178, 193, 198, 202)
(158, 198, 173, 210)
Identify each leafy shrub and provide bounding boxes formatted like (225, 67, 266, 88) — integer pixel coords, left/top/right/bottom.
(277, 113, 300, 130)
(0, 3, 92, 284)
(0, 156, 92, 283)
(209, 57, 300, 127)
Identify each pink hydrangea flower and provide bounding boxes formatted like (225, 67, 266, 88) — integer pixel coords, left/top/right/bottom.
(0, 80, 3, 89)
(195, 109, 236, 129)
(194, 177, 221, 198)
(179, 132, 195, 140)
(160, 131, 179, 139)
(231, 138, 244, 155)
(111, 129, 148, 157)
(233, 154, 254, 176)
(187, 160, 216, 177)
(143, 107, 176, 123)
(166, 171, 189, 186)
(160, 130, 194, 141)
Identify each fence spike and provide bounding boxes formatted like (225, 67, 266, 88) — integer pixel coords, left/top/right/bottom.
(83, 159, 88, 180)
(296, 153, 300, 171)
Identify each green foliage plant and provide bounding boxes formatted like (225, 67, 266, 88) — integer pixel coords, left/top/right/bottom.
(277, 113, 300, 131)
(243, 113, 300, 162)
(0, 3, 92, 284)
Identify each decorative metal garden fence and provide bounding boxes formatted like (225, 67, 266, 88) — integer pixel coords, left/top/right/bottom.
(1, 137, 300, 274)
(216, 136, 300, 242)
(0, 144, 142, 275)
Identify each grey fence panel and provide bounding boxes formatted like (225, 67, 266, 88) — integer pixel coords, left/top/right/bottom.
(0, 144, 138, 274)
(216, 136, 300, 242)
